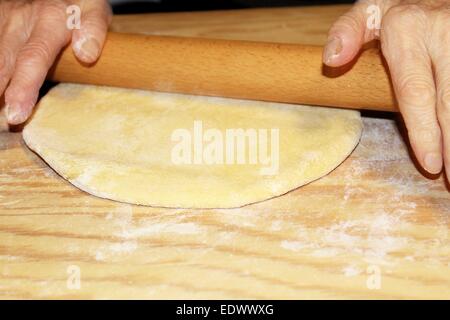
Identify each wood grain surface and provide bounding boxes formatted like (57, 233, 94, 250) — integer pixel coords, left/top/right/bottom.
(0, 5, 449, 299)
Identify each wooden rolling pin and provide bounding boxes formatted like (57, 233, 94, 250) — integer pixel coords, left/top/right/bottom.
(49, 32, 397, 112)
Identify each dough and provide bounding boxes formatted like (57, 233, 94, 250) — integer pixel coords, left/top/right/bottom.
(23, 84, 362, 208)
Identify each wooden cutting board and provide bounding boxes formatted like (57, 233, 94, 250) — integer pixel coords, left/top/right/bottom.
(0, 5, 449, 299)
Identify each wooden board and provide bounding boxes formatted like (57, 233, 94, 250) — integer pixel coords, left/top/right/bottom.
(0, 5, 449, 299)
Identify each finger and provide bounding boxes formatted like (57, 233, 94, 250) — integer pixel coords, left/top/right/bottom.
(381, 11, 442, 174)
(72, 0, 112, 64)
(0, 12, 31, 96)
(432, 25, 450, 179)
(323, 0, 384, 67)
(5, 4, 70, 124)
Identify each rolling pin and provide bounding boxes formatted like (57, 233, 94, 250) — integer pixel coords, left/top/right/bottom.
(49, 32, 397, 112)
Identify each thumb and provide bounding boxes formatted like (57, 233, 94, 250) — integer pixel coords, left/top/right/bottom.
(71, 0, 112, 64)
(323, 0, 385, 67)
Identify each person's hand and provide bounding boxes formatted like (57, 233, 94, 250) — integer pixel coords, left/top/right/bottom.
(0, 0, 112, 125)
(323, 0, 449, 178)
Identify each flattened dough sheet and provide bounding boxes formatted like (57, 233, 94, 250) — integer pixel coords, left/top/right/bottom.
(23, 84, 362, 208)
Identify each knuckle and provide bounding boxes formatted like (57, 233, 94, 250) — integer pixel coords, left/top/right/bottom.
(382, 4, 425, 29)
(41, 1, 66, 16)
(34, 0, 67, 24)
(388, 4, 424, 17)
(18, 40, 52, 65)
(397, 76, 436, 106)
(3, 4, 33, 37)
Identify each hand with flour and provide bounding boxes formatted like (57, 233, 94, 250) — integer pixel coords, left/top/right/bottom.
(324, 0, 449, 177)
(0, 0, 112, 125)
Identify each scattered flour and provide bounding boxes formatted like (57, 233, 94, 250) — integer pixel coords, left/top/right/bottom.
(95, 240, 138, 262)
(281, 240, 312, 252)
(343, 265, 362, 277)
(270, 220, 283, 231)
(93, 203, 203, 261)
(118, 222, 201, 238)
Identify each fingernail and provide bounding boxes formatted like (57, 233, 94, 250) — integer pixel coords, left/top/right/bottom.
(6, 104, 24, 124)
(75, 36, 101, 62)
(5, 103, 31, 125)
(324, 36, 343, 64)
(424, 152, 442, 174)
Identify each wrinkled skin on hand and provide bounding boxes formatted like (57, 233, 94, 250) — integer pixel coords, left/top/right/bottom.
(324, 0, 450, 179)
(0, 0, 111, 125)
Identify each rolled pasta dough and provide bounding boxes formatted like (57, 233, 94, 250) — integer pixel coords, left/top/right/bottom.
(23, 84, 362, 208)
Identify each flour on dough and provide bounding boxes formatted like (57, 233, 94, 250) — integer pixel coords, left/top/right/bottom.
(23, 84, 362, 208)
